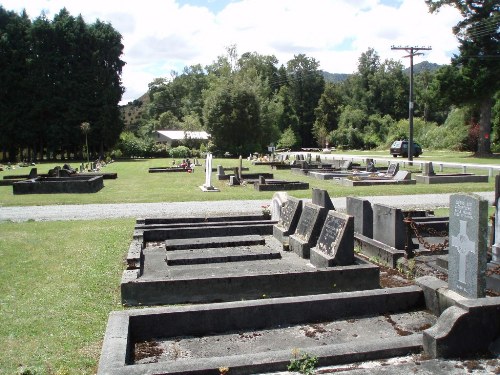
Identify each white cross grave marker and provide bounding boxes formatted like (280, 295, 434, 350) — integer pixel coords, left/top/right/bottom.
(450, 220, 475, 284)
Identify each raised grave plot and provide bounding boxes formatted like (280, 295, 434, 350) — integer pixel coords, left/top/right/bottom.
(99, 286, 433, 374)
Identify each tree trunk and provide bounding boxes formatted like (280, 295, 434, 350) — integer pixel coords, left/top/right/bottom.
(476, 97, 492, 156)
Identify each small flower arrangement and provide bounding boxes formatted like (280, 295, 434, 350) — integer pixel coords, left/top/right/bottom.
(261, 204, 271, 217)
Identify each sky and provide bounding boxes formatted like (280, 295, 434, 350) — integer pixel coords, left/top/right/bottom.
(1, 0, 462, 105)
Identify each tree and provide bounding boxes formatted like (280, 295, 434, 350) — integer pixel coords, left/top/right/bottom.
(313, 82, 344, 147)
(286, 54, 325, 147)
(426, 0, 500, 155)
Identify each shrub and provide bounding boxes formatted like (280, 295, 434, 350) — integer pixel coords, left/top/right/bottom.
(169, 145, 191, 158)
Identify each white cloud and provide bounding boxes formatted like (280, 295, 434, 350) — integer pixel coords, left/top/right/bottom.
(2, 0, 462, 104)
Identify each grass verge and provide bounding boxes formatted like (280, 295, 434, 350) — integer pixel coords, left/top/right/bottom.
(0, 219, 133, 374)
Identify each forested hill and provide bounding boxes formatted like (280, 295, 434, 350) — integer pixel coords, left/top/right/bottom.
(120, 61, 443, 130)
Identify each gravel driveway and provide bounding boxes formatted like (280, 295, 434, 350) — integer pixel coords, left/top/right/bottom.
(0, 192, 494, 222)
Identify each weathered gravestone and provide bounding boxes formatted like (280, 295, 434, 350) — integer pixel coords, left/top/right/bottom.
(373, 204, 406, 250)
(346, 196, 373, 238)
(310, 211, 354, 267)
(448, 193, 488, 298)
(386, 163, 399, 176)
(272, 196, 302, 245)
(271, 191, 288, 221)
(493, 175, 500, 264)
(289, 189, 335, 258)
(422, 162, 436, 176)
(493, 197, 500, 264)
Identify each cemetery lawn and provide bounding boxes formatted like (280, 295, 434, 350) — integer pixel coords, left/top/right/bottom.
(0, 218, 133, 375)
(0, 153, 496, 207)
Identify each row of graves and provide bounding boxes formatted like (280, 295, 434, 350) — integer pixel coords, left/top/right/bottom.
(274, 153, 490, 187)
(98, 187, 499, 374)
(213, 154, 309, 191)
(2, 164, 117, 194)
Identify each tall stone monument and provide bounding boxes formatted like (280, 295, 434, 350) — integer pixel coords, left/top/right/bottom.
(448, 193, 488, 298)
(200, 153, 220, 192)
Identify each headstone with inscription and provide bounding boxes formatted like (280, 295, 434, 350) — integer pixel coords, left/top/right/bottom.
(373, 204, 405, 250)
(386, 163, 399, 177)
(310, 211, 354, 267)
(272, 196, 303, 245)
(448, 193, 488, 298)
(289, 189, 334, 258)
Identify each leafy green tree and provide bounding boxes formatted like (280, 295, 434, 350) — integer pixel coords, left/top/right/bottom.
(426, 0, 500, 155)
(286, 54, 325, 147)
(277, 127, 300, 150)
(313, 82, 344, 147)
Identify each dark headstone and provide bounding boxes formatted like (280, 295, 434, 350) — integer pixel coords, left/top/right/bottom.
(28, 168, 38, 179)
(386, 163, 399, 176)
(310, 211, 354, 267)
(273, 196, 303, 244)
(311, 188, 335, 210)
(259, 175, 266, 184)
(372, 204, 405, 250)
(229, 176, 240, 186)
(289, 200, 329, 258)
(366, 159, 376, 172)
(448, 194, 488, 298)
(346, 197, 373, 238)
(58, 168, 72, 177)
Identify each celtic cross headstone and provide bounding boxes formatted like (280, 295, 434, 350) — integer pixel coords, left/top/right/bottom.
(448, 194, 488, 298)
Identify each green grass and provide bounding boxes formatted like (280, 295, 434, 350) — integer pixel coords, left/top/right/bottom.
(0, 153, 496, 207)
(0, 219, 133, 375)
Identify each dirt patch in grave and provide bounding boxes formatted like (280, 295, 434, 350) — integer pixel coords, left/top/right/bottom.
(134, 340, 163, 363)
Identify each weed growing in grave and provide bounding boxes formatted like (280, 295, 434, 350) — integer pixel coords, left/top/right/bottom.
(218, 366, 230, 374)
(288, 349, 318, 374)
(354, 245, 361, 254)
(369, 255, 382, 265)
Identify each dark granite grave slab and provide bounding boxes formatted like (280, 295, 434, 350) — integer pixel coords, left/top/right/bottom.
(310, 211, 354, 267)
(273, 196, 303, 244)
(289, 202, 329, 259)
(254, 180, 309, 191)
(165, 245, 281, 265)
(13, 175, 104, 194)
(165, 235, 265, 250)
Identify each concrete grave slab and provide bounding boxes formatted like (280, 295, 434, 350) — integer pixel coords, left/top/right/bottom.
(165, 234, 265, 250)
(100, 286, 430, 375)
(165, 245, 281, 265)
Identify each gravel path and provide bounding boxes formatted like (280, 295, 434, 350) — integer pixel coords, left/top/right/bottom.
(0, 192, 494, 222)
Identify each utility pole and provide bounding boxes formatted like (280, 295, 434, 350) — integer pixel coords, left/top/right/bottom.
(391, 46, 431, 162)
